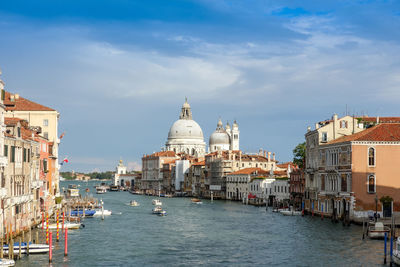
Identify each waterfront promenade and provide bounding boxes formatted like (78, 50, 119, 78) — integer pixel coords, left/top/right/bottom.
(16, 181, 387, 266)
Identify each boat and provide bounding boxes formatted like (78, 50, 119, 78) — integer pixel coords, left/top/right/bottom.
(0, 258, 14, 266)
(66, 184, 80, 197)
(368, 222, 390, 239)
(109, 185, 119, 191)
(96, 186, 107, 194)
(152, 199, 162, 206)
(152, 206, 166, 216)
(69, 209, 96, 217)
(93, 209, 112, 216)
(130, 200, 140, 207)
(38, 222, 83, 229)
(280, 210, 302, 216)
(191, 198, 203, 204)
(2, 242, 52, 254)
(393, 237, 400, 266)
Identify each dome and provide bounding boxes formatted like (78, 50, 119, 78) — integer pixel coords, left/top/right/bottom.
(209, 131, 230, 145)
(168, 119, 204, 140)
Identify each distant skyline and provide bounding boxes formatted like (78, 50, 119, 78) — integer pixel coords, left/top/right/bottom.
(1, 0, 399, 172)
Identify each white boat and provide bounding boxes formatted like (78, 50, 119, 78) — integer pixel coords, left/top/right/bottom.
(158, 210, 167, 216)
(368, 222, 390, 239)
(152, 199, 162, 206)
(280, 210, 302, 216)
(393, 237, 400, 266)
(93, 209, 112, 216)
(0, 258, 14, 266)
(96, 186, 107, 194)
(3, 242, 51, 254)
(130, 200, 140, 207)
(191, 198, 203, 204)
(38, 222, 82, 230)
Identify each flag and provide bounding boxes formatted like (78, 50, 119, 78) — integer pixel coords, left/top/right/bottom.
(60, 157, 69, 165)
(59, 132, 65, 139)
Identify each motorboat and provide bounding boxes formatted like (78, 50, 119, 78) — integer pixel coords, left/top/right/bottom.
(93, 209, 112, 216)
(0, 258, 14, 266)
(3, 242, 52, 254)
(96, 186, 107, 194)
(152, 199, 162, 206)
(38, 222, 83, 230)
(130, 200, 140, 207)
(368, 222, 390, 239)
(280, 210, 302, 216)
(393, 237, 400, 266)
(70, 209, 96, 217)
(109, 185, 120, 191)
(191, 198, 203, 204)
(152, 206, 167, 216)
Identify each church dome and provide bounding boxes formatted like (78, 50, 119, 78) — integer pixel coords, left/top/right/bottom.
(168, 119, 204, 140)
(209, 118, 230, 146)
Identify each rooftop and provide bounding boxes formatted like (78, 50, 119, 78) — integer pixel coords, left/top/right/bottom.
(4, 91, 55, 111)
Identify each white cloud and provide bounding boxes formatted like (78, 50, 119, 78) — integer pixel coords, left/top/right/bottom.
(127, 161, 142, 171)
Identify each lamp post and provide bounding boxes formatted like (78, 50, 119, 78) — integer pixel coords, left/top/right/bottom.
(375, 194, 378, 222)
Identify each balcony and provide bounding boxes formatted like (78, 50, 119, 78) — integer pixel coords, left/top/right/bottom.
(31, 180, 44, 189)
(0, 156, 8, 167)
(0, 188, 7, 199)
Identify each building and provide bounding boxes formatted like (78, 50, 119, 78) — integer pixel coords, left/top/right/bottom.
(141, 151, 178, 194)
(315, 122, 400, 221)
(4, 90, 60, 207)
(184, 160, 205, 197)
(209, 119, 239, 152)
(304, 114, 364, 213)
(289, 167, 305, 209)
(226, 168, 269, 201)
(165, 99, 206, 157)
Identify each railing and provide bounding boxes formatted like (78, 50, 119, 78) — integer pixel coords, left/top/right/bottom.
(0, 156, 7, 167)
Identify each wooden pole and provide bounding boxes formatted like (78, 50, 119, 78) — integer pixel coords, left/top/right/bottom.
(57, 210, 60, 242)
(42, 212, 44, 230)
(49, 231, 52, 263)
(0, 237, 3, 258)
(46, 213, 49, 244)
(35, 231, 39, 244)
(18, 237, 21, 259)
(362, 217, 365, 240)
(384, 232, 387, 264)
(64, 227, 68, 256)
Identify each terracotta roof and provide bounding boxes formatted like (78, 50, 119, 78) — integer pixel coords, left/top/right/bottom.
(4, 91, 55, 111)
(358, 117, 400, 123)
(205, 150, 272, 162)
(276, 162, 297, 169)
(143, 151, 176, 158)
(163, 159, 177, 165)
(4, 117, 21, 126)
(327, 123, 400, 144)
(273, 170, 288, 177)
(192, 160, 205, 166)
(228, 168, 269, 175)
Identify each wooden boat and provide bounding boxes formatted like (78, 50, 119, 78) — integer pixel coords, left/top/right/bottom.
(3, 242, 52, 254)
(368, 222, 390, 239)
(96, 186, 107, 194)
(393, 237, 400, 266)
(152, 199, 162, 206)
(191, 198, 203, 204)
(0, 258, 14, 266)
(109, 185, 119, 191)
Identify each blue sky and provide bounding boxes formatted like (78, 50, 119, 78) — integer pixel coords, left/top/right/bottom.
(1, 0, 400, 172)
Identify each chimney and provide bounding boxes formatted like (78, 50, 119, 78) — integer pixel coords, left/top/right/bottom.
(259, 148, 263, 156)
(273, 153, 275, 161)
(268, 152, 271, 161)
(333, 114, 338, 121)
(307, 126, 311, 132)
(377, 116, 380, 124)
(15, 93, 19, 100)
(263, 150, 266, 157)
(315, 123, 319, 129)
(10, 94, 14, 102)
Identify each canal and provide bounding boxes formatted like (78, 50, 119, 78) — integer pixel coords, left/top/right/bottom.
(18, 180, 386, 266)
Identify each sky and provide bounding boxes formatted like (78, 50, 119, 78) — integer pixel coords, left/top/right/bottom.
(0, 0, 399, 172)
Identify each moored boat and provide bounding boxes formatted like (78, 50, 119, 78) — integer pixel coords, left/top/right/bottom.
(191, 198, 202, 204)
(280, 210, 302, 216)
(93, 209, 112, 216)
(69, 209, 96, 217)
(3, 242, 52, 254)
(96, 186, 107, 194)
(368, 222, 390, 239)
(38, 222, 83, 229)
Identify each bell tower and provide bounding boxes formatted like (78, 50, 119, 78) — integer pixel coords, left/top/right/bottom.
(230, 120, 240, 150)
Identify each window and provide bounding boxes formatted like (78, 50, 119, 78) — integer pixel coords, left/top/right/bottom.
(4, 145, 7, 157)
(368, 147, 375, 166)
(44, 132, 48, 139)
(11, 146, 15, 163)
(341, 174, 347, 192)
(23, 148, 26, 162)
(321, 132, 328, 142)
(43, 119, 49, 126)
(17, 127, 21, 137)
(368, 174, 375, 193)
(320, 174, 325, 191)
(340, 120, 348, 128)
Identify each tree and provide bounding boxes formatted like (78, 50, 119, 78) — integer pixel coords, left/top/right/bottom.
(293, 142, 306, 169)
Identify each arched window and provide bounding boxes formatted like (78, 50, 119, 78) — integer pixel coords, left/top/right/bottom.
(368, 147, 375, 166)
(368, 174, 375, 193)
(191, 148, 195, 155)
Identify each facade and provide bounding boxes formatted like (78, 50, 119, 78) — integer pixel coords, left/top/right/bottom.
(4, 90, 60, 205)
(226, 168, 269, 201)
(289, 167, 305, 208)
(304, 114, 364, 213)
(315, 123, 400, 221)
(141, 151, 178, 194)
(184, 160, 205, 197)
(165, 99, 206, 157)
